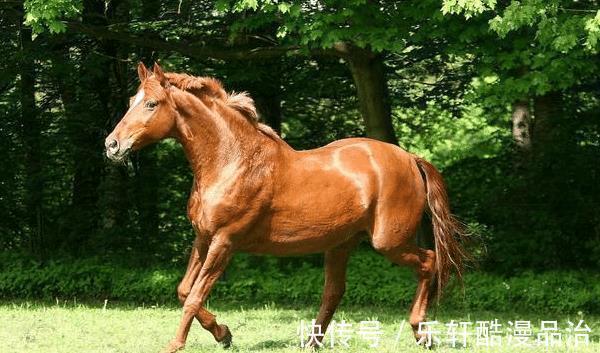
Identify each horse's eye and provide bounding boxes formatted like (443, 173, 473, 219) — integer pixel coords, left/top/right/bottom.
(144, 100, 158, 110)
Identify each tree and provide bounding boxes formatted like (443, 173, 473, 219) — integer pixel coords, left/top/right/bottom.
(442, 0, 600, 151)
(19, 7, 45, 256)
(8, 0, 599, 270)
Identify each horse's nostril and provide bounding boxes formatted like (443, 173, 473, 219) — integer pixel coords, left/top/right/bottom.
(107, 139, 119, 153)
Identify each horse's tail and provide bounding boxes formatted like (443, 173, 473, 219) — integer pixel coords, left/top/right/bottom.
(415, 157, 470, 301)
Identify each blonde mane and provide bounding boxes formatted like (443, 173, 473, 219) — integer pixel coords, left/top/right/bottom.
(163, 73, 254, 121)
(164, 72, 281, 141)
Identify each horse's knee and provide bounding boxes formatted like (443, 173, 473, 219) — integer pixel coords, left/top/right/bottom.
(183, 301, 201, 316)
(420, 249, 436, 277)
(177, 283, 190, 304)
(376, 243, 436, 279)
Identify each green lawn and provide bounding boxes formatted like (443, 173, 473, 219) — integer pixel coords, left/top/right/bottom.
(1, 302, 598, 353)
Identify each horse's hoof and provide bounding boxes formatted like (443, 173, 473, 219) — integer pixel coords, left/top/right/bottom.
(306, 342, 320, 350)
(218, 324, 232, 348)
(414, 336, 435, 350)
(305, 339, 324, 350)
(159, 340, 185, 353)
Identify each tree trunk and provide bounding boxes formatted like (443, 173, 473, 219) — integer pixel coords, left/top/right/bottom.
(341, 45, 397, 144)
(132, 0, 161, 255)
(60, 0, 114, 254)
(533, 91, 565, 153)
(99, 0, 134, 250)
(19, 23, 44, 258)
(511, 99, 532, 151)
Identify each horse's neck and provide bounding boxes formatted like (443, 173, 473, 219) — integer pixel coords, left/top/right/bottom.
(173, 93, 265, 185)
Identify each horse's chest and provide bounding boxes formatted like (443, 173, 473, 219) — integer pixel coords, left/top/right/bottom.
(188, 164, 250, 235)
(188, 195, 226, 235)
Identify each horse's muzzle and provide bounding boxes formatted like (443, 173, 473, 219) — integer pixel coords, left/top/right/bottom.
(105, 137, 131, 162)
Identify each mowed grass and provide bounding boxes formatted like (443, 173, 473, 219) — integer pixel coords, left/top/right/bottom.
(1, 301, 598, 353)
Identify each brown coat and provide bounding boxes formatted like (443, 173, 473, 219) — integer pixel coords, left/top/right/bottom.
(105, 63, 469, 352)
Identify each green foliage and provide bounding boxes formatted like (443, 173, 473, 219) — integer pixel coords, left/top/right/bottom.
(443, 0, 600, 53)
(393, 102, 507, 168)
(24, 0, 82, 33)
(487, 1, 600, 53)
(5, 0, 600, 281)
(584, 10, 600, 50)
(445, 126, 600, 272)
(216, 0, 414, 52)
(442, 0, 600, 102)
(441, 0, 497, 19)
(1, 251, 598, 313)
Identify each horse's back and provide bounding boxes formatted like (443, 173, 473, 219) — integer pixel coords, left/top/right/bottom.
(315, 137, 419, 178)
(288, 137, 424, 210)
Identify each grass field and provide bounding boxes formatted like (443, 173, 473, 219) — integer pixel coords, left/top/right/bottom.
(1, 302, 598, 353)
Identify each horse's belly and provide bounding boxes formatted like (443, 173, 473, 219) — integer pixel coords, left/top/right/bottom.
(238, 199, 369, 255)
(241, 226, 363, 255)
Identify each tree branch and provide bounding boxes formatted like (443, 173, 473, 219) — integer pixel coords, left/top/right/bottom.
(65, 21, 336, 61)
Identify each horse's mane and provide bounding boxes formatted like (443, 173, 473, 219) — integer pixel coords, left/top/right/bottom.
(164, 72, 281, 141)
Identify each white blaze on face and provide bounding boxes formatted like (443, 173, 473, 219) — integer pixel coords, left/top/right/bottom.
(127, 89, 145, 114)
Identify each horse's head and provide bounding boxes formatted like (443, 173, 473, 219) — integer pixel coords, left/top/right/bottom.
(105, 62, 176, 162)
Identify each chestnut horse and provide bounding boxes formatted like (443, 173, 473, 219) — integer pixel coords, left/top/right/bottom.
(105, 63, 469, 353)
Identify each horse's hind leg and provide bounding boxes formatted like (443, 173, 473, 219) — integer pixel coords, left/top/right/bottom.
(376, 244, 436, 342)
(309, 236, 361, 347)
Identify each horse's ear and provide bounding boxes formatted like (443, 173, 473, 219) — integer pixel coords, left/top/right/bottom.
(137, 62, 150, 82)
(153, 62, 169, 87)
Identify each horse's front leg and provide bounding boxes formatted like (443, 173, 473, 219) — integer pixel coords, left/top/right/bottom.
(177, 237, 206, 304)
(161, 236, 233, 353)
(176, 237, 231, 345)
